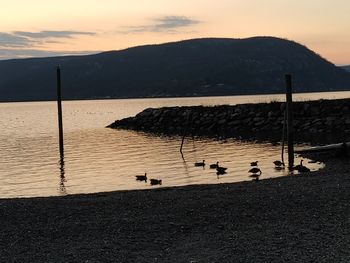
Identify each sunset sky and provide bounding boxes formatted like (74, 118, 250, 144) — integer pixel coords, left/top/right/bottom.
(1, 0, 349, 65)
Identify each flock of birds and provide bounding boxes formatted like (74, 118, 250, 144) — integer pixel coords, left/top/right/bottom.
(135, 158, 310, 185)
(135, 173, 162, 185)
(247, 159, 311, 181)
(195, 160, 227, 175)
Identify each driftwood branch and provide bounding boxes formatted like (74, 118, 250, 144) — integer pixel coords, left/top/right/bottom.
(295, 142, 350, 153)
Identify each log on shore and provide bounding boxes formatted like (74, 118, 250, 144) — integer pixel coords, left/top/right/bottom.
(296, 142, 350, 154)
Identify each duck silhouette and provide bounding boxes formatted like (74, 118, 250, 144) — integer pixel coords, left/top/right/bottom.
(216, 165, 227, 175)
(274, 166, 285, 171)
(250, 161, 258, 167)
(135, 173, 147, 182)
(210, 162, 219, 169)
(294, 160, 310, 173)
(273, 160, 284, 167)
(195, 160, 205, 167)
(249, 167, 262, 175)
(150, 179, 162, 185)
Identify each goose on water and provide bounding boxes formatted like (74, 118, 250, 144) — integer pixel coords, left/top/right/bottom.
(274, 166, 285, 171)
(273, 160, 284, 167)
(216, 166, 227, 175)
(294, 160, 310, 173)
(150, 179, 162, 185)
(293, 160, 304, 170)
(250, 161, 258, 167)
(248, 167, 262, 175)
(210, 162, 219, 169)
(216, 171, 226, 176)
(135, 173, 147, 182)
(195, 160, 205, 167)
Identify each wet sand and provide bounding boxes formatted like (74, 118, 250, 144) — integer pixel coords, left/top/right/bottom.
(1, 157, 350, 262)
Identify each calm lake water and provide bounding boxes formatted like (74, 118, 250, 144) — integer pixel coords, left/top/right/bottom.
(2, 91, 349, 198)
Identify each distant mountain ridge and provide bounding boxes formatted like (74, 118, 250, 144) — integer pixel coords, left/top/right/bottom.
(0, 37, 350, 102)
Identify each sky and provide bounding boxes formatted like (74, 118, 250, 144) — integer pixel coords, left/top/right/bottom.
(1, 0, 349, 65)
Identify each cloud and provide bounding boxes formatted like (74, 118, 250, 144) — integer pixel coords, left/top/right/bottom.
(13, 30, 96, 39)
(153, 16, 200, 30)
(0, 30, 98, 59)
(0, 48, 100, 60)
(0, 32, 33, 47)
(123, 16, 200, 33)
(0, 30, 96, 48)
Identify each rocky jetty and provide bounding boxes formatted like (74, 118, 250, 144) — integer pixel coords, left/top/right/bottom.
(107, 98, 350, 143)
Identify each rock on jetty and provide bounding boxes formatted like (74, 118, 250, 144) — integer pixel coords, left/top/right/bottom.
(107, 98, 350, 143)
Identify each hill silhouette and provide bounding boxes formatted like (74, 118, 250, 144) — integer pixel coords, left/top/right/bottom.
(1, 37, 350, 101)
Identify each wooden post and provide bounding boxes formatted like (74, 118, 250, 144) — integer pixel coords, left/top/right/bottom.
(285, 74, 294, 170)
(59, 156, 66, 194)
(56, 66, 64, 158)
(180, 109, 191, 155)
(281, 110, 286, 165)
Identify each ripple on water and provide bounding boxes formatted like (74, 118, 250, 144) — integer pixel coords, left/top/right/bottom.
(0, 97, 331, 198)
(0, 128, 324, 198)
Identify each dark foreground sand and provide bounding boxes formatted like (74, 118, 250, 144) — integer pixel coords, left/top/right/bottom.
(1, 157, 349, 262)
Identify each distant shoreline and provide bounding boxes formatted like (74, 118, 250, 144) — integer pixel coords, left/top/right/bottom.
(1, 89, 350, 104)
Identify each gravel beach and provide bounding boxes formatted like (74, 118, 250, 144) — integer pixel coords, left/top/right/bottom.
(1, 156, 349, 262)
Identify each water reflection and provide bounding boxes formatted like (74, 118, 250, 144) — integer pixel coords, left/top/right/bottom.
(181, 154, 190, 177)
(58, 156, 67, 195)
(0, 95, 332, 198)
(0, 127, 324, 198)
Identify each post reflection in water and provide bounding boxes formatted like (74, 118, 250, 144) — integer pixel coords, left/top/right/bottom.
(59, 156, 67, 195)
(0, 95, 331, 198)
(181, 153, 190, 177)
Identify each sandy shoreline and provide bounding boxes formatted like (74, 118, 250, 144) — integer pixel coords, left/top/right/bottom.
(1, 157, 350, 262)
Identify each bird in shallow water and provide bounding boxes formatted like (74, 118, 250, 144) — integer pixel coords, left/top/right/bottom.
(248, 167, 261, 182)
(216, 165, 227, 175)
(135, 173, 147, 182)
(210, 162, 219, 169)
(195, 160, 205, 167)
(249, 173, 260, 181)
(250, 161, 258, 166)
(150, 179, 162, 185)
(273, 160, 284, 167)
(294, 160, 310, 173)
(249, 167, 262, 175)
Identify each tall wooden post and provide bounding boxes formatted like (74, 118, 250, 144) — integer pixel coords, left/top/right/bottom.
(285, 74, 294, 170)
(56, 66, 64, 159)
(281, 110, 286, 165)
(180, 109, 191, 155)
